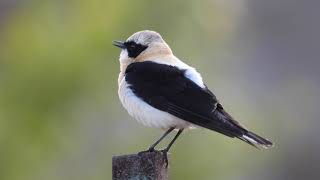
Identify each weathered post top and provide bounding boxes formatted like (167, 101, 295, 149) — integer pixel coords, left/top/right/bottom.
(112, 151, 169, 180)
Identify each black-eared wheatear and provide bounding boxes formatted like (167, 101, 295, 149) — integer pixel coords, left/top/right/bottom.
(113, 30, 273, 163)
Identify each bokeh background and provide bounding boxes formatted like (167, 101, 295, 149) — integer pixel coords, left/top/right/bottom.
(1, 0, 319, 179)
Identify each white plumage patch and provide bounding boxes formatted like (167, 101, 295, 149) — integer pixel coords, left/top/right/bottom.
(151, 57, 206, 88)
(118, 77, 192, 129)
(184, 68, 205, 88)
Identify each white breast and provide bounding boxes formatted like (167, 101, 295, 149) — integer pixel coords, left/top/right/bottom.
(118, 78, 192, 129)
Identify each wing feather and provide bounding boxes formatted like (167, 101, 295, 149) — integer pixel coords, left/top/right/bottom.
(125, 61, 245, 138)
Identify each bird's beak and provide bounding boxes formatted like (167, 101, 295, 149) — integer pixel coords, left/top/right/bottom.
(113, 40, 126, 49)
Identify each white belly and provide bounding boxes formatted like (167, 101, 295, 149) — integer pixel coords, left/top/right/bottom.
(118, 78, 192, 129)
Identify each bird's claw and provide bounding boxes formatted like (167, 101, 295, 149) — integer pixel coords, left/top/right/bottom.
(160, 149, 169, 168)
(138, 147, 155, 156)
(138, 147, 169, 168)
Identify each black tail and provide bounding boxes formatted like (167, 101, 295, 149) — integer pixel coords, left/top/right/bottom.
(213, 104, 273, 149)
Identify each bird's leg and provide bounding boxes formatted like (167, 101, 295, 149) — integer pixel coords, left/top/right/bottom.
(138, 127, 175, 155)
(148, 127, 175, 151)
(162, 129, 184, 152)
(161, 129, 184, 167)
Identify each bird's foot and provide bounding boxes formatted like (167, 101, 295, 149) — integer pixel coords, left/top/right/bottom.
(138, 147, 155, 156)
(160, 149, 169, 168)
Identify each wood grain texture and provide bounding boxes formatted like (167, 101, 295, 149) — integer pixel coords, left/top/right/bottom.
(112, 151, 169, 180)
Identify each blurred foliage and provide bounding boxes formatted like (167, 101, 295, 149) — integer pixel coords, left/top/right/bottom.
(0, 0, 319, 180)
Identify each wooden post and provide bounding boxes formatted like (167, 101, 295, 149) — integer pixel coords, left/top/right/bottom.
(112, 151, 169, 180)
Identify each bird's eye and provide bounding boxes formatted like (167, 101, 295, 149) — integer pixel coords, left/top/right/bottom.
(124, 41, 148, 58)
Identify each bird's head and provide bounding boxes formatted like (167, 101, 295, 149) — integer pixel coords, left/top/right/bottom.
(113, 30, 173, 65)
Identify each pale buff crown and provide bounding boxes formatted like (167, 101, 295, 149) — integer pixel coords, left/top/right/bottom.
(126, 30, 163, 47)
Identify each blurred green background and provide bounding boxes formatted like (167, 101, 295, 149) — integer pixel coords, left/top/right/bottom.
(1, 0, 319, 179)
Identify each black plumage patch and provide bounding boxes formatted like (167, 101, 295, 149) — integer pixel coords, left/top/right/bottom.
(124, 41, 147, 58)
(125, 61, 248, 138)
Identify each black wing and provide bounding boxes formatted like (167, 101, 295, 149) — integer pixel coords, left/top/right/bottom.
(125, 61, 247, 138)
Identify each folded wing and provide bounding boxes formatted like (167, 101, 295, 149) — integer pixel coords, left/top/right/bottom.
(125, 61, 272, 148)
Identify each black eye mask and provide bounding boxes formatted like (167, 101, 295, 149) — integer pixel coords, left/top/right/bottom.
(124, 41, 148, 58)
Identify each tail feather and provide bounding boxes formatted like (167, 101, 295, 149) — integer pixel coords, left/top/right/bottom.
(238, 131, 273, 149)
(212, 104, 273, 149)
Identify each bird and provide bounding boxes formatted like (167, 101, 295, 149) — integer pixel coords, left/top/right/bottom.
(113, 30, 273, 163)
